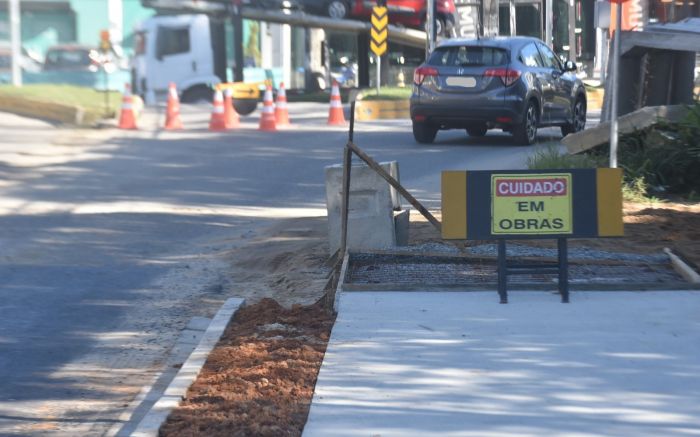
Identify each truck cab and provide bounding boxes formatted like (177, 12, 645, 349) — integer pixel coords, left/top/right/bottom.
(132, 15, 220, 103)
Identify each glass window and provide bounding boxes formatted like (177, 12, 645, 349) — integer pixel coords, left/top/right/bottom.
(156, 27, 190, 58)
(520, 43, 543, 68)
(537, 43, 562, 70)
(428, 46, 508, 67)
(516, 4, 542, 38)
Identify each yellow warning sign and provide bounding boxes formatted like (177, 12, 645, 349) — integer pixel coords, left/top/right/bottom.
(370, 6, 388, 57)
(491, 173, 573, 235)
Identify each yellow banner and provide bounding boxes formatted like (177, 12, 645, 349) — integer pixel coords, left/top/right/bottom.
(491, 173, 573, 235)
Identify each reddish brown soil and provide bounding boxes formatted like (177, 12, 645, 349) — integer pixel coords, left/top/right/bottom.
(159, 299, 335, 437)
(160, 200, 698, 436)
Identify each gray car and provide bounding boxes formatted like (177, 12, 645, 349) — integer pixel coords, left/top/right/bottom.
(410, 36, 587, 145)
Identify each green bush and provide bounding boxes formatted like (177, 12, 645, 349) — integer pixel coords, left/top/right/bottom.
(616, 102, 700, 196)
(527, 144, 604, 169)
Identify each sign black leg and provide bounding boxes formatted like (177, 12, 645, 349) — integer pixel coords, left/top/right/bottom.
(558, 238, 569, 303)
(497, 239, 508, 304)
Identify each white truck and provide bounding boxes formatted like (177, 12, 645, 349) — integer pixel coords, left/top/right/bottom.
(131, 14, 260, 114)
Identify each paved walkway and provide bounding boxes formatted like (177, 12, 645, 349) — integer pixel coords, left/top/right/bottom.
(304, 291, 700, 437)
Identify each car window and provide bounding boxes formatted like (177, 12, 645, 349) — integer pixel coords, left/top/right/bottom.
(519, 43, 542, 68)
(45, 49, 92, 68)
(536, 43, 562, 70)
(428, 46, 508, 67)
(156, 27, 190, 57)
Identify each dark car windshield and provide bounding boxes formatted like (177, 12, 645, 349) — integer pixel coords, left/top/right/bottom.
(428, 46, 508, 67)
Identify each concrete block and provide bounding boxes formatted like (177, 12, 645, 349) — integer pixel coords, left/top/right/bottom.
(325, 161, 403, 255)
(394, 209, 410, 247)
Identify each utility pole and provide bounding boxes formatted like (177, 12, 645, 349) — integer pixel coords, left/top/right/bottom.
(9, 0, 22, 86)
(609, 0, 623, 168)
(231, 0, 244, 82)
(426, 0, 435, 55)
(545, 0, 553, 46)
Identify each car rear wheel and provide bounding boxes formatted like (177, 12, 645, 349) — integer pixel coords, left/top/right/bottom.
(466, 125, 487, 137)
(327, 0, 349, 19)
(561, 97, 586, 137)
(413, 121, 438, 144)
(513, 100, 538, 145)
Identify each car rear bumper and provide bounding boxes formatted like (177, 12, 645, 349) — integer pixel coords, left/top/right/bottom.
(410, 102, 524, 128)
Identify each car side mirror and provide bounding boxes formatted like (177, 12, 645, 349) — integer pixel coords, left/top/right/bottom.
(564, 60, 577, 72)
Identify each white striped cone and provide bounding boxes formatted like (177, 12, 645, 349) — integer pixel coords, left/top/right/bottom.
(209, 89, 226, 131)
(327, 81, 345, 125)
(259, 86, 277, 131)
(275, 82, 290, 126)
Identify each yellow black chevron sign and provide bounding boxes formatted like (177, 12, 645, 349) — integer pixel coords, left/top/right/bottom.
(370, 6, 388, 56)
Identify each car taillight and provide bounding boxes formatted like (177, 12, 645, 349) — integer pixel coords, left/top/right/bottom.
(484, 68, 521, 86)
(414, 66, 438, 85)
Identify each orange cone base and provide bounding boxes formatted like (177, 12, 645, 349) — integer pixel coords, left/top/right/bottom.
(209, 120, 227, 131)
(119, 112, 137, 130)
(165, 116, 183, 130)
(259, 115, 277, 131)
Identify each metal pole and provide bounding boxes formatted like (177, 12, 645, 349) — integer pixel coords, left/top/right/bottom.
(9, 0, 22, 87)
(376, 54, 381, 94)
(558, 238, 569, 303)
(426, 0, 435, 55)
(497, 239, 508, 304)
(609, 1, 622, 168)
(545, 0, 553, 46)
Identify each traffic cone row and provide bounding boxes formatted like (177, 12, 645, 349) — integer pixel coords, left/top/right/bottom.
(118, 83, 138, 130)
(208, 89, 227, 131)
(259, 85, 277, 132)
(123, 82, 344, 132)
(327, 80, 346, 125)
(164, 82, 183, 130)
(274, 82, 290, 127)
(223, 88, 240, 129)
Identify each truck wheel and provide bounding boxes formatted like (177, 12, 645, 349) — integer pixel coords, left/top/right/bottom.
(181, 86, 213, 103)
(234, 98, 258, 116)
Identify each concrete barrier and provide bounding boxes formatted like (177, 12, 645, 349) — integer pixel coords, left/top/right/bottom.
(354, 99, 410, 121)
(325, 161, 408, 255)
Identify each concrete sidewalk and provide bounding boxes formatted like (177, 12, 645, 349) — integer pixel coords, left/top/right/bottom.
(304, 291, 700, 437)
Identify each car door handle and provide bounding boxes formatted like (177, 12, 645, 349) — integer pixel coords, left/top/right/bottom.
(192, 61, 197, 72)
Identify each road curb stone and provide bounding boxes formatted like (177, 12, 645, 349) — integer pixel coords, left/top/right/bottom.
(130, 297, 245, 437)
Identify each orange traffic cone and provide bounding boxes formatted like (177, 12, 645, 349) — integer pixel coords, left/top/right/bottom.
(258, 85, 277, 132)
(164, 82, 183, 130)
(274, 82, 290, 127)
(118, 83, 138, 130)
(327, 80, 346, 125)
(209, 89, 227, 131)
(223, 87, 240, 129)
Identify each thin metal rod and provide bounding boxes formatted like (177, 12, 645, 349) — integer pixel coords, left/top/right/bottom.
(347, 141, 441, 232)
(349, 101, 356, 142)
(376, 54, 381, 94)
(498, 240, 508, 304)
(558, 238, 570, 303)
(609, 1, 622, 168)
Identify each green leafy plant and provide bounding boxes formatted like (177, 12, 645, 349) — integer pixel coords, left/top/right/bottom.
(527, 144, 604, 169)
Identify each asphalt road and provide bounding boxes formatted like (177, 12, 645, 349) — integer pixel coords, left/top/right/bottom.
(0, 102, 589, 435)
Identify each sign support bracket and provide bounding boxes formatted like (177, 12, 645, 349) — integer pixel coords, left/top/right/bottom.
(497, 238, 570, 304)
